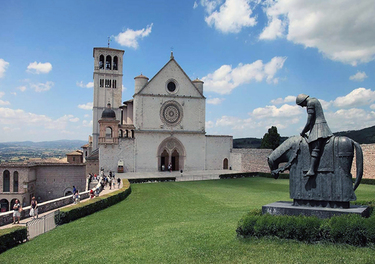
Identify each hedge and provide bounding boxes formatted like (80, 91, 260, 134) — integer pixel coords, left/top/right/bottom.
(0, 226, 27, 254)
(220, 172, 375, 185)
(128, 177, 176, 184)
(219, 172, 289, 180)
(55, 179, 131, 225)
(237, 203, 375, 247)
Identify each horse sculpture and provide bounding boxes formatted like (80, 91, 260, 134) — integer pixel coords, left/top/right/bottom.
(268, 135, 363, 208)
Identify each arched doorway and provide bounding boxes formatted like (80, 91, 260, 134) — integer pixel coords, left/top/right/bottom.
(157, 137, 185, 171)
(223, 158, 229, 169)
(0, 199, 9, 212)
(160, 149, 169, 171)
(172, 150, 179, 171)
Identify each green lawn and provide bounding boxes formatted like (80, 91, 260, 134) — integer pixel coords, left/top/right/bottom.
(1, 177, 374, 263)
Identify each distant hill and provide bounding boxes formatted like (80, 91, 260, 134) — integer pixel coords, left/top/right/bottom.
(334, 125, 375, 144)
(233, 125, 375, 148)
(0, 140, 87, 150)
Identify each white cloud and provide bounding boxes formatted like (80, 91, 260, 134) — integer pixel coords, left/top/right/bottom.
(333, 88, 375, 108)
(204, 0, 257, 33)
(270, 95, 295, 105)
(78, 102, 93, 110)
(27, 62, 52, 74)
(206, 120, 214, 129)
(0, 59, 9, 78)
(349, 71, 368, 82)
(252, 104, 301, 119)
(370, 104, 375, 110)
(326, 108, 375, 132)
(0, 92, 4, 98)
(260, 0, 375, 65)
(122, 85, 126, 92)
(202, 56, 286, 94)
(17, 86, 27, 92)
(114, 23, 153, 49)
(193, 1, 199, 9)
(0, 100, 10, 106)
(82, 120, 93, 127)
(207, 98, 225, 105)
(69, 117, 79, 122)
(30, 81, 54, 92)
(76, 81, 94, 88)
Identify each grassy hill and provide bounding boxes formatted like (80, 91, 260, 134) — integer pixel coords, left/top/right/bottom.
(1, 178, 374, 263)
(234, 125, 375, 148)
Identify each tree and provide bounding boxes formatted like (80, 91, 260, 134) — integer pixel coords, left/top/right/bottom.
(260, 126, 280, 150)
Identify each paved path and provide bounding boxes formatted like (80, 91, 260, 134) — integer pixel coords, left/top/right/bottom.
(0, 181, 123, 230)
(116, 169, 241, 181)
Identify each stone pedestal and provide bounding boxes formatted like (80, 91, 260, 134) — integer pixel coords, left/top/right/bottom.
(262, 201, 370, 219)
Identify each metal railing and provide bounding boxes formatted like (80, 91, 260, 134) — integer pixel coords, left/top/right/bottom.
(26, 210, 58, 240)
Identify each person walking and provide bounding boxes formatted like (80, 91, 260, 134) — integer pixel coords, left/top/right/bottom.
(12, 199, 21, 224)
(30, 197, 38, 219)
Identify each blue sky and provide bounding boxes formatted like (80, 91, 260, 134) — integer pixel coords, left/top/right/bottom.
(0, 0, 375, 142)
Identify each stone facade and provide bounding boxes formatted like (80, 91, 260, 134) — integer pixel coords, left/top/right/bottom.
(96, 50, 232, 174)
(0, 163, 86, 212)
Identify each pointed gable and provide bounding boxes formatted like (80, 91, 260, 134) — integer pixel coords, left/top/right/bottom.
(135, 55, 205, 99)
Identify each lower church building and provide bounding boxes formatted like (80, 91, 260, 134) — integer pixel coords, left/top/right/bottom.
(91, 48, 232, 173)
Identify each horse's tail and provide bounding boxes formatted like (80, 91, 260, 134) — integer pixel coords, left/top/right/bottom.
(352, 140, 363, 191)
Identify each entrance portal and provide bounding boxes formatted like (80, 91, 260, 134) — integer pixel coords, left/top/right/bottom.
(157, 137, 185, 171)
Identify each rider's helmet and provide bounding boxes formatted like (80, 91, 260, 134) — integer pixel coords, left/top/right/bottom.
(296, 94, 309, 106)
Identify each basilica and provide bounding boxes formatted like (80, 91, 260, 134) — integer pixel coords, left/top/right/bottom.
(90, 47, 233, 173)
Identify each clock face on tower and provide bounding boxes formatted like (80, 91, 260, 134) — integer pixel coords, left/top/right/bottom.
(160, 100, 183, 126)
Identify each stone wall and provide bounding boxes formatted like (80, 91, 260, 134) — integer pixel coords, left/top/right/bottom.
(35, 164, 86, 201)
(231, 148, 273, 172)
(351, 143, 375, 179)
(0, 190, 89, 226)
(232, 143, 375, 179)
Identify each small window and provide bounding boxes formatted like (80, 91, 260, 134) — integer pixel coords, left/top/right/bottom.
(3, 170, 10, 192)
(167, 82, 176, 92)
(73, 157, 76, 161)
(113, 56, 118, 70)
(13, 171, 18, 192)
(105, 79, 111, 88)
(113, 80, 117, 88)
(100, 79, 104, 87)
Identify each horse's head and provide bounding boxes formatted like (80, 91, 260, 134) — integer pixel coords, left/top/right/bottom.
(267, 135, 303, 179)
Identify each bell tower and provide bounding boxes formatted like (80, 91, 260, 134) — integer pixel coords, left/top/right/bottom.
(92, 47, 124, 150)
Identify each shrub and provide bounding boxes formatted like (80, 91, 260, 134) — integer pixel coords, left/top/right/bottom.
(236, 209, 261, 237)
(329, 214, 367, 246)
(237, 210, 374, 246)
(55, 179, 131, 225)
(0, 227, 27, 254)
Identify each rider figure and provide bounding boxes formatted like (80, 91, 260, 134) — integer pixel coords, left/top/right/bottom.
(296, 94, 333, 177)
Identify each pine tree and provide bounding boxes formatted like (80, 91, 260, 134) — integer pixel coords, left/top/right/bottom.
(260, 126, 280, 150)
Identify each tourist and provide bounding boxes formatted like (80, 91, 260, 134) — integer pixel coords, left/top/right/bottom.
(30, 197, 38, 219)
(117, 177, 121, 188)
(12, 199, 21, 224)
(168, 163, 172, 172)
(89, 189, 95, 199)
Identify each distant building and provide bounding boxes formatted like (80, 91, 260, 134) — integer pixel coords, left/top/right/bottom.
(0, 152, 85, 212)
(88, 48, 233, 174)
